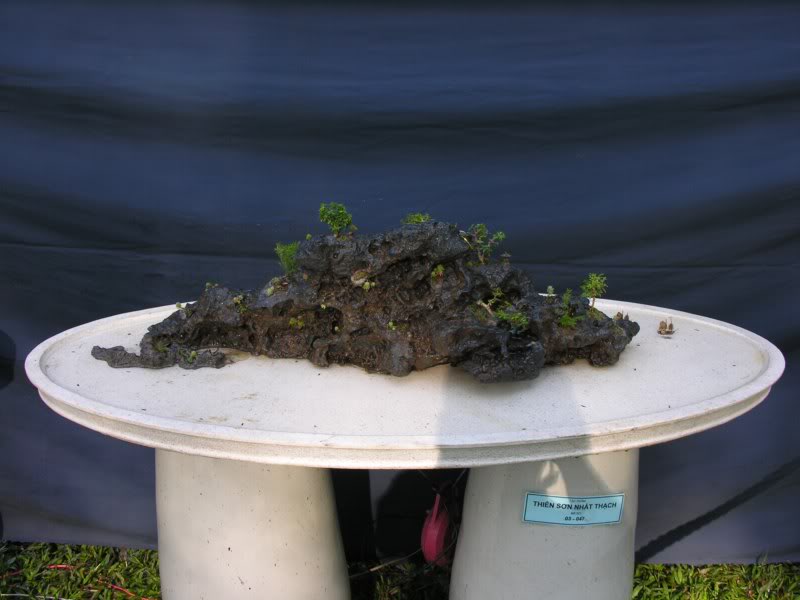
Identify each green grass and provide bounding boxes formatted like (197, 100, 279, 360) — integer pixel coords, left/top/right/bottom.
(1, 542, 798, 599)
(631, 564, 800, 600)
(0, 543, 159, 599)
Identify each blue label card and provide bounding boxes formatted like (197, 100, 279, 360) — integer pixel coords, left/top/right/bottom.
(522, 492, 624, 526)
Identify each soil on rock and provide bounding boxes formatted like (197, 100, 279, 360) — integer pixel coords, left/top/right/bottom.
(92, 222, 639, 383)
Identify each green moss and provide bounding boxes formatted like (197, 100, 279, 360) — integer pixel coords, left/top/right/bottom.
(558, 313, 580, 328)
(588, 306, 603, 320)
(179, 348, 198, 363)
(265, 276, 286, 297)
(288, 316, 305, 330)
(495, 308, 530, 332)
(402, 212, 432, 224)
(275, 241, 299, 274)
(431, 264, 445, 279)
(319, 202, 354, 236)
(232, 294, 248, 314)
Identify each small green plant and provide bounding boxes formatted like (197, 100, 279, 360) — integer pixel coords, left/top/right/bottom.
(288, 317, 305, 330)
(558, 313, 580, 328)
(461, 224, 506, 265)
(561, 288, 572, 307)
(580, 273, 607, 309)
(319, 202, 354, 236)
(558, 288, 584, 328)
(153, 339, 169, 354)
(489, 287, 505, 307)
(546, 285, 555, 295)
(473, 287, 530, 333)
(388, 320, 397, 331)
(175, 302, 184, 310)
(430, 264, 445, 279)
(179, 348, 198, 364)
(476, 287, 505, 317)
(265, 276, 286, 297)
(402, 212, 432, 224)
(305, 233, 312, 240)
(362, 279, 377, 291)
(275, 241, 299, 274)
(495, 308, 530, 332)
(232, 294, 247, 314)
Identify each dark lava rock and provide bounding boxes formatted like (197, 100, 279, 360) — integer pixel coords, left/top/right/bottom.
(92, 222, 639, 383)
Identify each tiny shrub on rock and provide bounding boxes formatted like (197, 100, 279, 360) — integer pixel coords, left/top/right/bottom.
(319, 202, 354, 236)
(275, 241, 299, 274)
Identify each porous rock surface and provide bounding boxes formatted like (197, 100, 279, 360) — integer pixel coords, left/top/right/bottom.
(92, 222, 639, 383)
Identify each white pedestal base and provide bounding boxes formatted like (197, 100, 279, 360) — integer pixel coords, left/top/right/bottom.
(155, 450, 350, 600)
(451, 449, 639, 600)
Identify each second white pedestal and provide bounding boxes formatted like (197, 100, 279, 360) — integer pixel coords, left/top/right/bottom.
(451, 449, 639, 600)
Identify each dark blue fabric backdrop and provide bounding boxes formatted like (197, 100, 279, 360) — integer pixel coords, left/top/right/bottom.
(1, 1, 798, 562)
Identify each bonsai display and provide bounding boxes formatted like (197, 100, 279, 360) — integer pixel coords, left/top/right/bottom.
(92, 206, 639, 383)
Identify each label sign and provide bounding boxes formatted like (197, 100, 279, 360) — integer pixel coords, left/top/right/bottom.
(522, 492, 624, 526)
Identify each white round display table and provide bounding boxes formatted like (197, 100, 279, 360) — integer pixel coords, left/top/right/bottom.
(25, 299, 784, 600)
